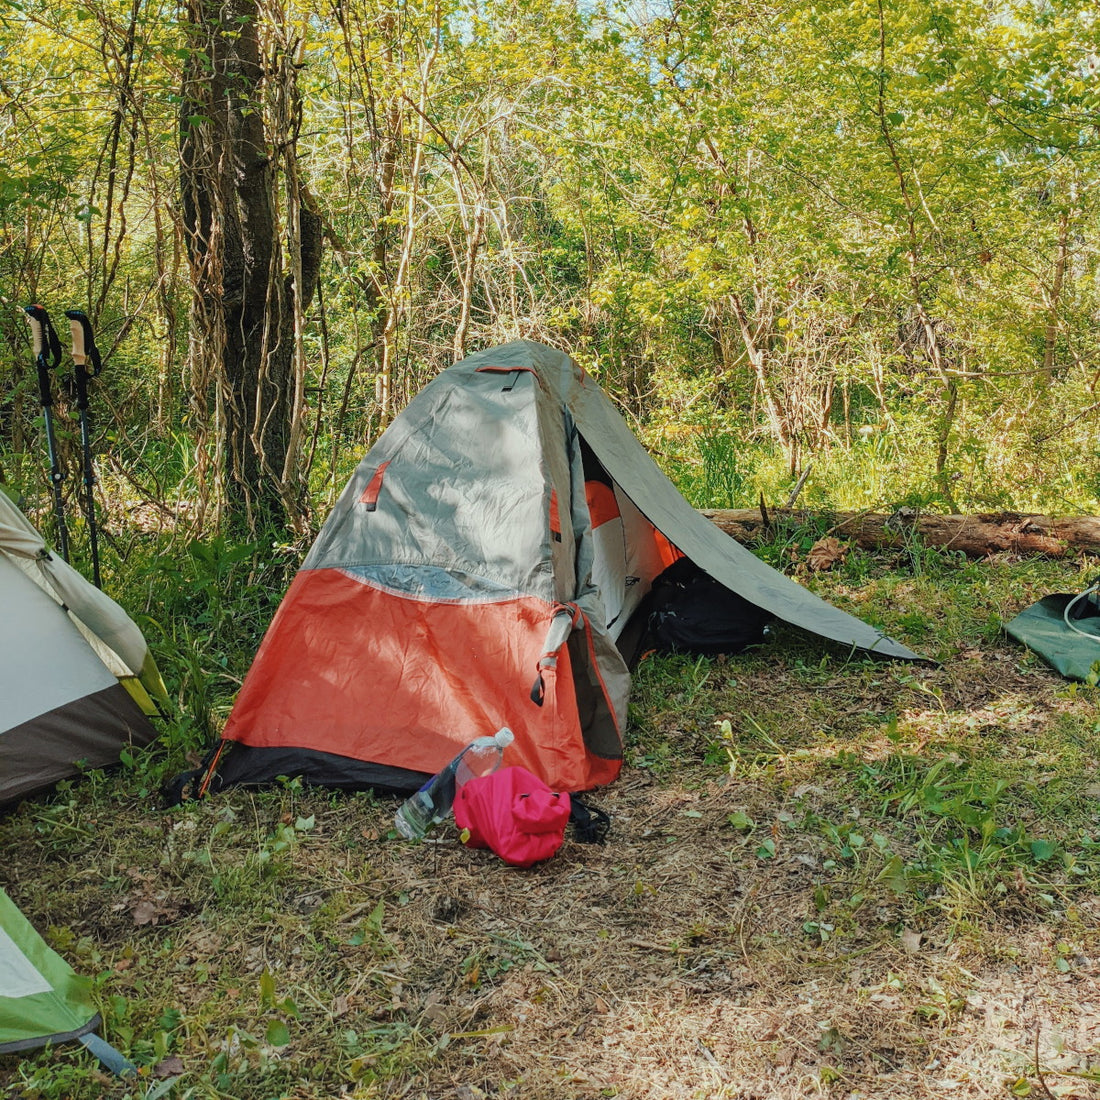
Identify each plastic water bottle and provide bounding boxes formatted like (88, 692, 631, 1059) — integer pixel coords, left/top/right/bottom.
(455, 727, 514, 788)
(394, 728, 514, 840)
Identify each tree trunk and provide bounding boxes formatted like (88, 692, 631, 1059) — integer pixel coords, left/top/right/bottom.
(701, 508, 1100, 558)
(179, 0, 321, 533)
(1042, 208, 1069, 382)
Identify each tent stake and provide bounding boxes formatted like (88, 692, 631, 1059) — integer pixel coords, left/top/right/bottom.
(78, 1032, 137, 1077)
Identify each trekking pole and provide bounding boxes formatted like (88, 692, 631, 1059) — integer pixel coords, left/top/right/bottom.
(65, 310, 103, 588)
(23, 304, 70, 561)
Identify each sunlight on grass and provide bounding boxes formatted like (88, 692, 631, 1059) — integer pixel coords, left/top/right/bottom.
(4, 543, 1100, 1097)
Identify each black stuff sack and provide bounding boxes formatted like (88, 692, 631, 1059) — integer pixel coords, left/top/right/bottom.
(645, 558, 773, 656)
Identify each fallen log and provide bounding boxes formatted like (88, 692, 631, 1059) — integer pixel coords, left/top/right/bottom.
(700, 508, 1100, 559)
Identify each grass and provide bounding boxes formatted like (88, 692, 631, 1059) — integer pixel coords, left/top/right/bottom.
(4, 528, 1100, 1098)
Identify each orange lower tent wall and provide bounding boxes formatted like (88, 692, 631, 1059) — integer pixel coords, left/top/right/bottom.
(220, 569, 622, 793)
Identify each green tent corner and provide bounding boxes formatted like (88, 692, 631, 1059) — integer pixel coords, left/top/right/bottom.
(0, 888, 134, 1075)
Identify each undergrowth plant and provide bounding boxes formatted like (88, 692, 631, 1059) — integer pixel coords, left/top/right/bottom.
(627, 543, 1100, 938)
(5, 459, 1100, 1097)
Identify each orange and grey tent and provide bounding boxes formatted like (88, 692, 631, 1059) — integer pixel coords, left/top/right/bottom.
(0, 490, 166, 806)
(195, 341, 918, 797)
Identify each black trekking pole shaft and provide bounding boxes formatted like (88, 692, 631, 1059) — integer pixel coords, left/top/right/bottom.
(65, 310, 102, 588)
(76, 399, 100, 587)
(24, 305, 70, 562)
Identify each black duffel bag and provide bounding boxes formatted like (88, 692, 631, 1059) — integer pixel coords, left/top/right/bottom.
(645, 558, 773, 656)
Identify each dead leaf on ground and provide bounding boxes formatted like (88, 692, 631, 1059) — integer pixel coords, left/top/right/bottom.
(806, 536, 848, 572)
(114, 889, 183, 927)
(421, 990, 448, 1027)
(153, 1055, 185, 1078)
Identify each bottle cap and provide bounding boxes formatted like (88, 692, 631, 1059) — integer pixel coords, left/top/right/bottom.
(495, 727, 515, 747)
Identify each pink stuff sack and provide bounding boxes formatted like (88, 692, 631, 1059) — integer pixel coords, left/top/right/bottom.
(453, 766, 572, 868)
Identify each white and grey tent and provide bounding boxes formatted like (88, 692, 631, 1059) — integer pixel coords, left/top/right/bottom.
(189, 340, 919, 800)
(0, 490, 166, 806)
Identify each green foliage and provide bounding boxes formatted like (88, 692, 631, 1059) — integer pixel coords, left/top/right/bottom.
(2, 0, 1100, 518)
(3, 2, 1100, 1094)
(128, 533, 298, 758)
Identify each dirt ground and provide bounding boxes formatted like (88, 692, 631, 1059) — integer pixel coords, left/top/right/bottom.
(343, 766, 1100, 1100)
(4, 637, 1100, 1099)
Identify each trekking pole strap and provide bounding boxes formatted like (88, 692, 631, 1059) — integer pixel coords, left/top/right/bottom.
(24, 305, 63, 405)
(65, 310, 102, 408)
(63, 310, 104, 587)
(24, 304, 70, 561)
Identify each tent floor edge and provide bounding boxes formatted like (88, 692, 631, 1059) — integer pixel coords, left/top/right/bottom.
(162, 740, 228, 805)
(182, 741, 434, 798)
(0, 1013, 101, 1056)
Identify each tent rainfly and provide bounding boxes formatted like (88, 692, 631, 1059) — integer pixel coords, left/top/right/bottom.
(0, 887, 134, 1074)
(0, 489, 167, 806)
(187, 340, 920, 799)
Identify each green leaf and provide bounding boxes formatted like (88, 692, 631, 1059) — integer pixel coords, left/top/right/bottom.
(727, 811, 754, 831)
(877, 855, 909, 896)
(143, 1079, 182, 1100)
(366, 899, 385, 934)
(1030, 839, 1057, 862)
(265, 1019, 290, 1047)
(259, 968, 276, 1007)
